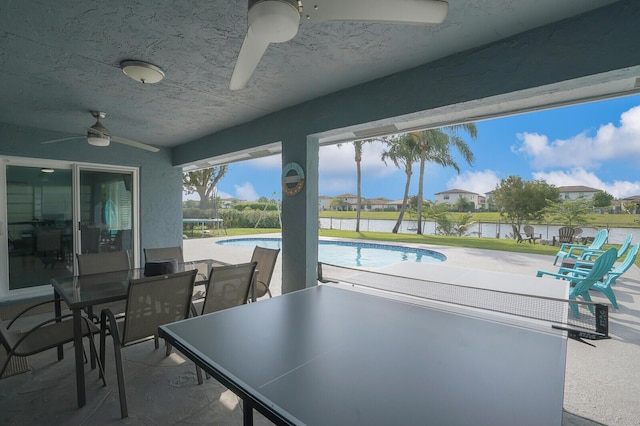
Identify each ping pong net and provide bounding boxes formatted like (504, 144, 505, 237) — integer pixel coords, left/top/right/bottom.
(318, 262, 609, 343)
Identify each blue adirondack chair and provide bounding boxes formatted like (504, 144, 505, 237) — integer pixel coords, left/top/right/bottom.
(553, 229, 608, 265)
(584, 243, 639, 309)
(579, 234, 632, 262)
(538, 248, 618, 317)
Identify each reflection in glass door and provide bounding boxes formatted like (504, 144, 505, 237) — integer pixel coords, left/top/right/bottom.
(79, 169, 134, 263)
(4, 165, 73, 290)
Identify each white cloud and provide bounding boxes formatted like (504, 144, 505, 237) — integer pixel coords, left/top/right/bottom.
(319, 177, 355, 195)
(513, 105, 640, 169)
(320, 141, 394, 178)
(234, 182, 259, 201)
(447, 170, 501, 195)
(532, 168, 640, 198)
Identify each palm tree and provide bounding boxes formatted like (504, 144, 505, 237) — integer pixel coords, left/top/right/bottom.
(410, 125, 477, 234)
(381, 134, 418, 233)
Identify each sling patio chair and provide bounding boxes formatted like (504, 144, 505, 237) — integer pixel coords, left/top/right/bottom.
(553, 229, 608, 265)
(99, 269, 197, 418)
(249, 246, 280, 301)
(537, 247, 618, 318)
(0, 298, 104, 385)
(77, 251, 131, 321)
(143, 246, 184, 263)
(191, 262, 256, 383)
(195, 262, 257, 316)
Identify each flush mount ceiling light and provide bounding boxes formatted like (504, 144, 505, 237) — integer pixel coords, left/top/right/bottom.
(40, 168, 55, 173)
(120, 60, 165, 84)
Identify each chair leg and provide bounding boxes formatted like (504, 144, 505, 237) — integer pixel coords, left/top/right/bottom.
(100, 328, 107, 378)
(113, 340, 128, 418)
(195, 364, 203, 385)
(86, 332, 106, 387)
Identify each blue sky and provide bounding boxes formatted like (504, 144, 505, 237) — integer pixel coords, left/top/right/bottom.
(196, 93, 640, 202)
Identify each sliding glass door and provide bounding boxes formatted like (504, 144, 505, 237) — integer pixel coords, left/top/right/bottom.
(78, 168, 134, 259)
(0, 158, 139, 298)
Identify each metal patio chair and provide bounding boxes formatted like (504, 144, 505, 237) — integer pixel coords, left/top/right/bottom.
(144, 246, 184, 263)
(250, 246, 280, 300)
(99, 269, 197, 418)
(0, 299, 104, 385)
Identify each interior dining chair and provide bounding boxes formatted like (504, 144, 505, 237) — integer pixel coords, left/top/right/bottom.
(250, 246, 280, 301)
(77, 251, 131, 321)
(99, 269, 197, 418)
(0, 298, 104, 385)
(144, 246, 184, 263)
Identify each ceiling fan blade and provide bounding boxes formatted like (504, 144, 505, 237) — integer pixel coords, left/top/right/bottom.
(111, 135, 160, 152)
(41, 136, 84, 144)
(229, 28, 271, 91)
(304, 0, 448, 25)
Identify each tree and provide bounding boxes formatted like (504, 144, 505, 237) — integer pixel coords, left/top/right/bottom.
(622, 201, 638, 215)
(453, 197, 475, 212)
(544, 199, 592, 227)
(329, 197, 349, 211)
(492, 176, 559, 238)
(409, 124, 477, 235)
(592, 190, 614, 209)
(183, 166, 228, 209)
(381, 134, 418, 233)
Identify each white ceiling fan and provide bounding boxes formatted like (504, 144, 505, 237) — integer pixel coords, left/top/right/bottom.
(41, 111, 160, 152)
(229, 0, 449, 90)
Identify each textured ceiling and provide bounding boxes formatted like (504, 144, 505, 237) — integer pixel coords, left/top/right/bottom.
(0, 0, 618, 149)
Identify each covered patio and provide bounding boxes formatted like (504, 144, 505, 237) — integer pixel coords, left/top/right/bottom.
(1, 238, 639, 425)
(2, 1, 640, 424)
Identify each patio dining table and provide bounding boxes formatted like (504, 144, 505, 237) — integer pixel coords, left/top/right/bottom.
(50, 258, 227, 408)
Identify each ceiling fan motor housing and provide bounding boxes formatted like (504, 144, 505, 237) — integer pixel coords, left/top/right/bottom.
(248, 0, 301, 43)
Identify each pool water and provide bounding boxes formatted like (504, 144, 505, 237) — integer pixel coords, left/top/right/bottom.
(216, 238, 446, 268)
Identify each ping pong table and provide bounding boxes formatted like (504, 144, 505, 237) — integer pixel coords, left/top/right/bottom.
(160, 276, 572, 425)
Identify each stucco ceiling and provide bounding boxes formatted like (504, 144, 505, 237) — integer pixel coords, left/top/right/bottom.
(0, 1, 620, 150)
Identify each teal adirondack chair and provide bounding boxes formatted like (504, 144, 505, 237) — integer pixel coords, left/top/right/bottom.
(553, 229, 608, 265)
(580, 234, 632, 262)
(538, 248, 618, 317)
(585, 243, 639, 309)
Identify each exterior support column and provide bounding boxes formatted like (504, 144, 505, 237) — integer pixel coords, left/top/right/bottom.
(280, 136, 319, 293)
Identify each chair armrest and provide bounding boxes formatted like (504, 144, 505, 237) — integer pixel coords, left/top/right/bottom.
(100, 308, 121, 343)
(6, 298, 57, 329)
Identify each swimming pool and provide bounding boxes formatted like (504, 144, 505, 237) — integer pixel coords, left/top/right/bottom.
(216, 237, 446, 268)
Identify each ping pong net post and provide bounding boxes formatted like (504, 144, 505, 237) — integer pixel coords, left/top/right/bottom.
(317, 262, 609, 343)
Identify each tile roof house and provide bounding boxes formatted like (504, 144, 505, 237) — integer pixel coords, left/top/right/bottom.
(557, 185, 601, 201)
(434, 189, 486, 210)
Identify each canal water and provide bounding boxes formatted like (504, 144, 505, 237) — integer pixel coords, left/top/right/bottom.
(319, 217, 639, 245)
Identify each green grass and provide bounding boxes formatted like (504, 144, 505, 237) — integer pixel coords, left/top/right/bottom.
(319, 210, 640, 228)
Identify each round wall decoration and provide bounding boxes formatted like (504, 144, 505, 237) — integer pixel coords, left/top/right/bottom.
(282, 162, 305, 196)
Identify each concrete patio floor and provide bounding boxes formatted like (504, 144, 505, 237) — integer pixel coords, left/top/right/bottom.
(1, 235, 639, 425)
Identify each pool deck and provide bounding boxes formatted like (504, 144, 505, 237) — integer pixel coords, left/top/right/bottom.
(1, 234, 638, 425)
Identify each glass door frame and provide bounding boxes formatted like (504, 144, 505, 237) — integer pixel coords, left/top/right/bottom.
(73, 163, 140, 271)
(0, 156, 140, 300)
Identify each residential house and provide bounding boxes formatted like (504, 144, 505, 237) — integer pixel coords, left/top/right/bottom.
(434, 189, 485, 210)
(557, 186, 601, 201)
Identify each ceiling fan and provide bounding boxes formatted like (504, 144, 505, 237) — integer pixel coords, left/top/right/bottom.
(41, 111, 160, 152)
(229, 0, 449, 90)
